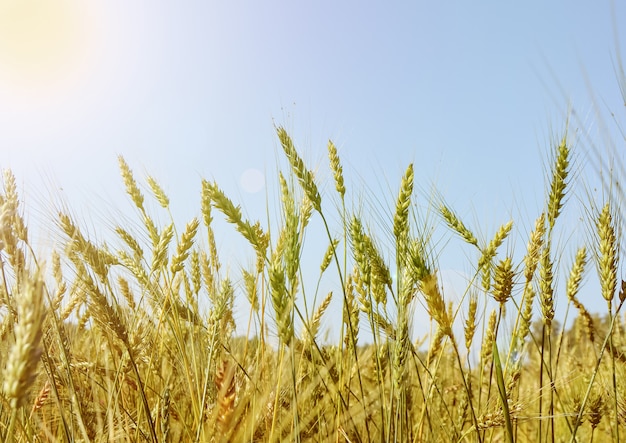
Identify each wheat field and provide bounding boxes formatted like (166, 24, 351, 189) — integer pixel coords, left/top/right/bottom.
(1, 122, 626, 442)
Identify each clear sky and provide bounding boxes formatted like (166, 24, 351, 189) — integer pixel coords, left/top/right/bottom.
(0, 1, 625, 339)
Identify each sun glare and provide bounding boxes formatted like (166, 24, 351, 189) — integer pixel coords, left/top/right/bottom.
(0, 0, 90, 102)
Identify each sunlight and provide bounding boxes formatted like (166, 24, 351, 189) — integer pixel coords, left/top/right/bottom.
(0, 0, 91, 102)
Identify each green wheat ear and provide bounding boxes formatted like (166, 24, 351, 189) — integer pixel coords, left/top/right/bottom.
(393, 163, 414, 254)
(276, 126, 322, 213)
(170, 218, 199, 274)
(328, 140, 346, 198)
(547, 135, 570, 229)
(597, 202, 618, 304)
(440, 204, 478, 247)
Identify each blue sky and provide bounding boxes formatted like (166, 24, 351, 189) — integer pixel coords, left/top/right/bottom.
(0, 1, 625, 339)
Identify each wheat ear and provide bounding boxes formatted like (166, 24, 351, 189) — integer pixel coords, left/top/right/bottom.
(215, 358, 237, 438)
(4, 274, 46, 408)
(597, 203, 618, 305)
(276, 126, 322, 212)
(328, 140, 346, 199)
(4, 273, 46, 442)
(440, 204, 479, 247)
(546, 135, 569, 229)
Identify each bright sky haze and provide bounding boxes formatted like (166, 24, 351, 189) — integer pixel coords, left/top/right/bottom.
(1, 1, 625, 339)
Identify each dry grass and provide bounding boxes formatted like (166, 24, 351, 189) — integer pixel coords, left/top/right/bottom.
(1, 123, 626, 443)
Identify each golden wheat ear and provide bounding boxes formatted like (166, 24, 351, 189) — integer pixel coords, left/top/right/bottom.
(4, 274, 46, 409)
(214, 358, 237, 438)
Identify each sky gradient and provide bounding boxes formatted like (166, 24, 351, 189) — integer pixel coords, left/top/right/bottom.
(0, 1, 625, 339)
